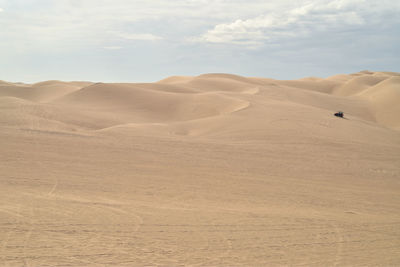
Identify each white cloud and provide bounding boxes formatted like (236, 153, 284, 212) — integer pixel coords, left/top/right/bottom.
(197, 0, 400, 46)
(0, 8, 3, 12)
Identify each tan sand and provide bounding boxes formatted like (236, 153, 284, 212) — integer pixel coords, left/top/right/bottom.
(1, 71, 400, 266)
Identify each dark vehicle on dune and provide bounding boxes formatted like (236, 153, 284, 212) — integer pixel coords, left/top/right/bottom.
(334, 111, 344, 118)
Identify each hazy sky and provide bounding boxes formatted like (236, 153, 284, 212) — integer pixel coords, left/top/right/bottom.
(1, 0, 399, 82)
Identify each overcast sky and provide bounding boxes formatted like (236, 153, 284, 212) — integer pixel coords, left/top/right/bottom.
(0, 0, 399, 82)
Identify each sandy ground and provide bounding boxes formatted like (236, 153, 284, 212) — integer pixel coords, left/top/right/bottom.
(1, 71, 400, 266)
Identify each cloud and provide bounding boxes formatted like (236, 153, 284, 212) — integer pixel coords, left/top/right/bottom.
(0, 0, 290, 50)
(197, 0, 400, 47)
(114, 32, 163, 41)
(0, 8, 3, 12)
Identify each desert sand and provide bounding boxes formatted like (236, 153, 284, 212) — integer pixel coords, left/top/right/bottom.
(1, 71, 400, 266)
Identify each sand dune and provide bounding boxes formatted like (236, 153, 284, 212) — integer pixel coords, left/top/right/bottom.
(157, 75, 197, 84)
(333, 75, 388, 96)
(1, 71, 400, 266)
(56, 82, 248, 128)
(331, 72, 400, 129)
(0, 80, 92, 103)
(359, 76, 400, 129)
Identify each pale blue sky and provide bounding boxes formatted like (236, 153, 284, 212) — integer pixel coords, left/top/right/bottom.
(1, 0, 399, 83)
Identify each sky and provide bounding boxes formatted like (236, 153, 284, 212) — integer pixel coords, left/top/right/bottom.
(0, 0, 399, 83)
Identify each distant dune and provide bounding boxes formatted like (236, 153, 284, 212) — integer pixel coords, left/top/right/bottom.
(1, 71, 399, 266)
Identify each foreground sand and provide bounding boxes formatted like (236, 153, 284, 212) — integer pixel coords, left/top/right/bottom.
(1, 71, 400, 266)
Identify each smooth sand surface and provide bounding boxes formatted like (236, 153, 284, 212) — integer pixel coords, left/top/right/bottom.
(1, 71, 400, 266)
